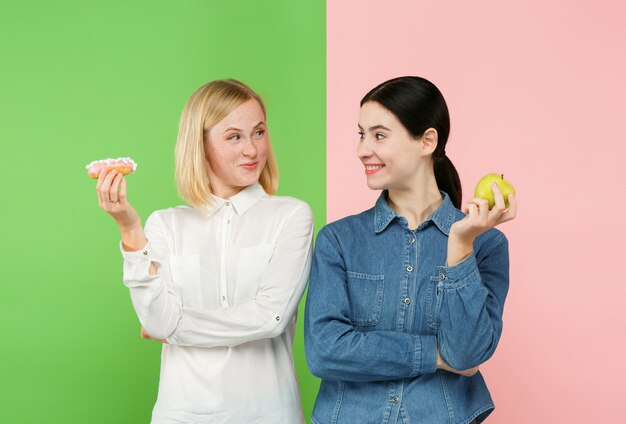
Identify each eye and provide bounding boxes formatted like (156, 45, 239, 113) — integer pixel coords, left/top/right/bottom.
(358, 131, 365, 140)
(254, 129, 265, 137)
(227, 134, 241, 142)
(375, 133, 386, 140)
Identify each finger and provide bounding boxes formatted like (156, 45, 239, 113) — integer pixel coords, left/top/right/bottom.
(469, 197, 489, 221)
(497, 194, 518, 223)
(96, 169, 107, 207)
(490, 183, 506, 216)
(119, 177, 127, 204)
(96, 168, 106, 191)
(466, 202, 479, 217)
(465, 367, 479, 377)
(507, 194, 517, 217)
(101, 171, 117, 203)
(109, 172, 123, 202)
(99, 168, 116, 197)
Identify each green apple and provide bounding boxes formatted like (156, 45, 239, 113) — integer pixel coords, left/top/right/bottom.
(474, 173, 516, 209)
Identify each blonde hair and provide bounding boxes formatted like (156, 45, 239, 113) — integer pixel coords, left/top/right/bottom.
(175, 79, 279, 208)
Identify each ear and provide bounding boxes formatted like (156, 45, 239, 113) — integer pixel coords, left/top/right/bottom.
(420, 128, 438, 156)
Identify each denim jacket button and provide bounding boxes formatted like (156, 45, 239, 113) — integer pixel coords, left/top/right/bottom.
(392, 395, 399, 403)
(406, 265, 413, 272)
(408, 237, 415, 244)
(404, 298, 411, 305)
(439, 271, 445, 280)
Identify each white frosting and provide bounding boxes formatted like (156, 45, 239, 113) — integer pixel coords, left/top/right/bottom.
(85, 157, 138, 172)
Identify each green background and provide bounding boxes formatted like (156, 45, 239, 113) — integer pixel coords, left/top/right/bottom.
(0, 1, 325, 422)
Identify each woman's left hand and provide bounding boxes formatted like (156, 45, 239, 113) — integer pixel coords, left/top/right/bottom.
(141, 327, 168, 344)
(447, 183, 517, 265)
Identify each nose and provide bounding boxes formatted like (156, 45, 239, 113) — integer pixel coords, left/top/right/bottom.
(242, 138, 258, 158)
(356, 137, 373, 160)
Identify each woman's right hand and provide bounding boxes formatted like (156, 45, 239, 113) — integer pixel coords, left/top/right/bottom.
(436, 348, 479, 377)
(96, 168, 146, 251)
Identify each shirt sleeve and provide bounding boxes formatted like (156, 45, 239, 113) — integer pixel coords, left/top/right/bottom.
(304, 226, 438, 382)
(435, 232, 510, 370)
(165, 202, 314, 348)
(120, 211, 182, 340)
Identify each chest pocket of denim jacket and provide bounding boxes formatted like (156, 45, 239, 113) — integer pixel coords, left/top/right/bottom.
(346, 271, 385, 327)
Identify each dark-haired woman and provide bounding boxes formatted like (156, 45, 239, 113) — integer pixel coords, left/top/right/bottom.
(305, 76, 516, 423)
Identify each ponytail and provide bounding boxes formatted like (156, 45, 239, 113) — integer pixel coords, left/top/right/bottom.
(434, 155, 462, 209)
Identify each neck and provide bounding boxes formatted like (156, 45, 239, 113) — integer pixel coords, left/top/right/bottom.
(212, 184, 247, 199)
(387, 172, 442, 230)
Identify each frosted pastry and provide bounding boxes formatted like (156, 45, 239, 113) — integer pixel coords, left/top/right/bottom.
(86, 157, 137, 178)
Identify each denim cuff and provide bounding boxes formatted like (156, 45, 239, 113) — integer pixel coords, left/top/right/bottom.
(412, 334, 438, 376)
(438, 251, 479, 286)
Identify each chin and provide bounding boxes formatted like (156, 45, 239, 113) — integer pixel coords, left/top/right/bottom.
(365, 177, 386, 191)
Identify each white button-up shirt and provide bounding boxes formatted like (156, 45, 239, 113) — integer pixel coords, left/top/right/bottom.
(121, 183, 314, 423)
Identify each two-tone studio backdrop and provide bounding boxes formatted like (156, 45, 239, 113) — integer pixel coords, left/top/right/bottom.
(1, 0, 625, 422)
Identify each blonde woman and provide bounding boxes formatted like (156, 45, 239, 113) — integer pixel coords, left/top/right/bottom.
(96, 79, 314, 423)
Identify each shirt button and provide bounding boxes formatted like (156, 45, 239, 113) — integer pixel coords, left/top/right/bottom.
(142, 251, 148, 256)
(275, 315, 281, 321)
(227, 220, 231, 224)
(406, 265, 413, 272)
(392, 395, 399, 404)
(221, 296, 226, 301)
(225, 201, 230, 206)
(404, 298, 411, 305)
(408, 237, 415, 244)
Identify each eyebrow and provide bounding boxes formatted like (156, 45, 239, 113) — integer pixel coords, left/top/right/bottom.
(223, 121, 265, 133)
(358, 124, 392, 132)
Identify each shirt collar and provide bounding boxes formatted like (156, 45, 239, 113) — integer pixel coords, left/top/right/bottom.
(373, 190, 457, 235)
(208, 182, 266, 216)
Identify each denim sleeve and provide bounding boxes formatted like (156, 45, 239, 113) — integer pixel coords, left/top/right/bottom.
(436, 233, 509, 370)
(304, 227, 438, 382)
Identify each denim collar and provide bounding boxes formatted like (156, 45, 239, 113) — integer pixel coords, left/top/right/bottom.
(373, 190, 457, 235)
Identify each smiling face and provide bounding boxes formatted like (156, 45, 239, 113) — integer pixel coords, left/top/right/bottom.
(357, 101, 435, 191)
(204, 98, 269, 198)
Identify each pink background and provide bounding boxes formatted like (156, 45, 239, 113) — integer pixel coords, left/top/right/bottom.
(327, 1, 626, 421)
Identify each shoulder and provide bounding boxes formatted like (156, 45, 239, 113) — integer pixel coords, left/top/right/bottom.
(258, 194, 313, 219)
(326, 207, 374, 232)
(145, 205, 204, 230)
(316, 207, 374, 245)
(475, 227, 509, 261)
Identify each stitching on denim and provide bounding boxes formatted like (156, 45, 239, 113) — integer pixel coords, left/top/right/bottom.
(330, 381, 344, 424)
(346, 273, 385, 326)
(439, 372, 455, 423)
(475, 232, 507, 270)
(412, 335, 421, 376)
(346, 271, 384, 280)
(323, 226, 346, 263)
(461, 404, 494, 424)
(439, 269, 480, 290)
(425, 275, 437, 330)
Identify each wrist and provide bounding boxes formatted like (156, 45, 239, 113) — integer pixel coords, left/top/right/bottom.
(119, 223, 147, 252)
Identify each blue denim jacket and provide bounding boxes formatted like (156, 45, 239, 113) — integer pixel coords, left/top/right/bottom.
(304, 191, 509, 424)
